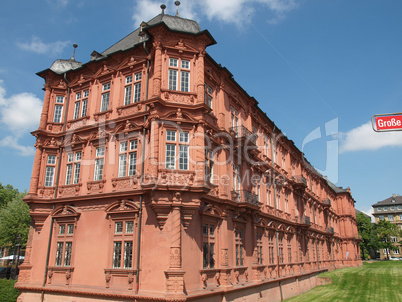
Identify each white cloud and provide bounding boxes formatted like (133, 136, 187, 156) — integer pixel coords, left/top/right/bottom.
(16, 36, 71, 56)
(132, 0, 299, 27)
(339, 121, 402, 153)
(0, 80, 42, 156)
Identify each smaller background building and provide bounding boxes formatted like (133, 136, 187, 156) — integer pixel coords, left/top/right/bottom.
(372, 194, 402, 259)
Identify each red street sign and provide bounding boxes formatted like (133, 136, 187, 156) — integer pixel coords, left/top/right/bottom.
(372, 113, 402, 132)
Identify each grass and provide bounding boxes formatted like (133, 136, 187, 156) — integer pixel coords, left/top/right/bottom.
(0, 278, 19, 302)
(285, 261, 402, 302)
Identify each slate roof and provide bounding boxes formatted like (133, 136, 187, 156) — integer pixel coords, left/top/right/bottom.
(101, 13, 202, 57)
(372, 195, 402, 207)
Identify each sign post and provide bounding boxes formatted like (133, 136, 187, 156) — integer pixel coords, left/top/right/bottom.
(372, 113, 402, 132)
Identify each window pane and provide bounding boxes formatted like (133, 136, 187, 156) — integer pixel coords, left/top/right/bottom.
(101, 92, 110, 112)
(113, 242, 122, 268)
(126, 75, 132, 84)
(166, 130, 176, 141)
(75, 152, 82, 161)
(103, 83, 111, 91)
(179, 132, 189, 143)
(67, 224, 74, 235)
(169, 69, 178, 90)
(128, 152, 137, 176)
(203, 242, 208, 268)
(124, 241, 133, 269)
(130, 140, 138, 150)
(56, 96, 64, 103)
(56, 242, 64, 266)
(74, 102, 80, 119)
(119, 154, 127, 177)
(135, 72, 142, 81)
(67, 153, 74, 162)
(94, 158, 104, 181)
(209, 243, 215, 268)
(120, 142, 128, 152)
(169, 58, 178, 67)
(64, 242, 72, 266)
(73, 163, 80, 184)
(124, 86, 132, 105)
(48, 155, 56, 165)
(166, 144, 176, 169)
(203, 224, 208, 236)
(45, 167, 55, 187)
(65, 164, 73, 185)
(126, 221, 134, 233)
(96, 147, 105, 157)
(179, 145, 189, 170)
(133, 82, 141, 103)
(53, 105, 63, 123)
(81, 99, 88, 117)
(181, 60, 190, 69)
(115, 222, 123, 233)
(59, 224, 65, 235)
(181, 71, 189, 92)
(76, 92, 81, 100)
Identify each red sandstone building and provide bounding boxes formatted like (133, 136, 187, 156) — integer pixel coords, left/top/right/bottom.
(16, 9, 361, 302)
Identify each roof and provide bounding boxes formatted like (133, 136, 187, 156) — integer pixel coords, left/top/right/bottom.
(49, 58, 83, 75)
(101, 13, 202, 57)
(355, 209, 370, 219)
(372, 195, 402, 207)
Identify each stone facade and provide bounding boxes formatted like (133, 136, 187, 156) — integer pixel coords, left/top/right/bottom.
(16, 12, 361, 302)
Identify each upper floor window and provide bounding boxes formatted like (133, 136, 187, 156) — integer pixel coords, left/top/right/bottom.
(118, 140, 138, 177)
(73, 90, 89, 119)
(94, 147, 105, 181)
(65, 151, 81, 185)
(388, 215, 394, 221)
(168, 58, 190, 92)
(233, 163, 240, 192)
(113, 220, 135, 269)
(377, 207, 382, 211)
(54, 96, 64, 123)
(230, 106, 239, 130)
(204, 84, 213, 108)
(383, 206, 388, 211)
(235, 228, 244, 267)
(256, 231, 263, 265)
(45, 155, 56, 187)
(124, 73, 142, 105)
(390, 206, 395, 210)
(202, 223, 216, 269)
(101, 82, 111, 112)
(205, 149, 214, 183)
(165, 130, 189, 170)
(397, 205, 402, 210)
(55, 222, 74, 266)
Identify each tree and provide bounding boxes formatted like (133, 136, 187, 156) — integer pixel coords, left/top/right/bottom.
(0, 192, 30, 248)
(374, 219, 401, 260)
(0, 183, 19, 208)
(356, 212, 378, 259)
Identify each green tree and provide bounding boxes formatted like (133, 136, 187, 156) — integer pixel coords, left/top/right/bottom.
(374, 219, 401, 260)
(0, 192, 30, 248)
(356, 212, 378, 259)
(0, 182, 19, 208)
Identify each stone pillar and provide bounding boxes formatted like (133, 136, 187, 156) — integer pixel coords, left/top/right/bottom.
(152, 42, 162, 97)
(165, 192, 185, 296)
(196, 51, 205, 104)
(38, 86, 51, 130)
(28, 143, 43, 195)
(149, 119, 159, 179)
(219, 211, 232, 287)
(194, 123, 205, 186)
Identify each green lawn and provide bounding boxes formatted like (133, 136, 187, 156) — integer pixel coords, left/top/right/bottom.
(285, 261, 402, 302)
(0, 278, 19, 302)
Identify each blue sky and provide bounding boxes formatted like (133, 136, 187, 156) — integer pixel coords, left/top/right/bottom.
(1, 0, 402, 218)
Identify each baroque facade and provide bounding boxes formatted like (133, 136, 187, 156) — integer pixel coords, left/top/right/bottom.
(372, 194, 402, 259)
(16, 10, 361, 302)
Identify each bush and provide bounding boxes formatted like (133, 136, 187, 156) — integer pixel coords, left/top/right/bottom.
(0, 278, 19, 302)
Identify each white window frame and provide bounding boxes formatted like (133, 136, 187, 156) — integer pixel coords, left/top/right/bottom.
(165, 130, 189, 170)
(168, 58, 190, 92)
(94, 147, 105, 181)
